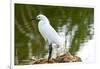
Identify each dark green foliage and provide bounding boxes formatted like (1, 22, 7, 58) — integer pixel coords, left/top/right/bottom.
(15, 3, 94, 64)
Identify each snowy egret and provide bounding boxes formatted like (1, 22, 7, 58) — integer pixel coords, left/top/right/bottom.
(32, 14, 64, 61)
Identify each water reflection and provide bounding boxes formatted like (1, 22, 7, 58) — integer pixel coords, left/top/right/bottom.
(76, 39, 95, 63)
(15, 4, 94, 65)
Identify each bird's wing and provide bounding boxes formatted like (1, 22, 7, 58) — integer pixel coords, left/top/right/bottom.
(48, 25, 64, 45)
(39, 23, 63, 46)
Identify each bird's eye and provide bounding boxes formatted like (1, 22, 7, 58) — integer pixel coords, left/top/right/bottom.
(37, 16, 40, 19)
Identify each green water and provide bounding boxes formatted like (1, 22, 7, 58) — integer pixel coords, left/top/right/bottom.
(15, 4, 94, 65)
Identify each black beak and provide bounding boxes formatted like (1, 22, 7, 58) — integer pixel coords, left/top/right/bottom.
(31, 18, 36, 20)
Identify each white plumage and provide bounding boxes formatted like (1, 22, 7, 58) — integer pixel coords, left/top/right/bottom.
(35, 14, 65, 60)
(37, 14, 64, 46)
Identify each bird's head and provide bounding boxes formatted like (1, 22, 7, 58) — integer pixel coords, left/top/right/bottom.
(36, 14, 48, 21)
(32, 14, 49, 24)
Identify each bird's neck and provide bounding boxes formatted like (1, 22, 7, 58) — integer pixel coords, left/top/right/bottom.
(40, 19, 50, 25)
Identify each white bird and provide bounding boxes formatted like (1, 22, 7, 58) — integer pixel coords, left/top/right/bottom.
(32, 14, 64, 61)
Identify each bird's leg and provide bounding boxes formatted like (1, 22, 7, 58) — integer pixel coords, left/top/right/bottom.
(48, 43, 52, 62)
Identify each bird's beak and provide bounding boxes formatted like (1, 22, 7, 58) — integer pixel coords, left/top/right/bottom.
(31, 18, 36, 20)
(31, 17, 39, 22)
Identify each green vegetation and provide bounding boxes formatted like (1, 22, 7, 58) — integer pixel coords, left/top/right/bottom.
(15, 3, 94, 65)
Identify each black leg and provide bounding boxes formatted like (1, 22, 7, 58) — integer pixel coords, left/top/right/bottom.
(48, 44, 52, 62)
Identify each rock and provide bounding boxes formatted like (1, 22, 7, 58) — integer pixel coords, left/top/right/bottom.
(31, 53, 82, 64)
(72, 56, 82, 62)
